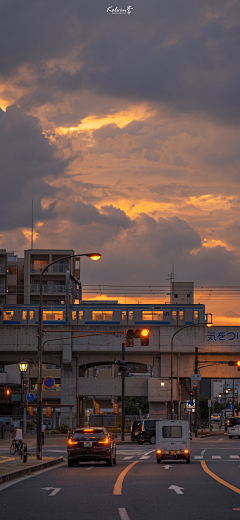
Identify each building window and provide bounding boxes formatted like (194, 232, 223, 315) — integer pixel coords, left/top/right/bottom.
(7, 285, 17, 294)
(121, 311, 127, 320)
(142, 311, 163, 321)
(179, 311, 184, 321)
(7, 266, 17, 275)
(92, 311, 113, 321)
(72, 311, 77, 320)
(172, 311, 177, 320)
(79, 311, 84, 320)
(22, 311, 27, 320)
(3, 310, 14, 320)
(33, 260, 48, 272)
(194, 311, 198, 320)
(174, 294, 178, 298)
(29, 311, 34, 320)
(129, 311, 133, 321)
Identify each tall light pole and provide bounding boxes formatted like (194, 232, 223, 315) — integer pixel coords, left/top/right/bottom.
(37, 252, 101, 460)
(170, 317, 212, 424)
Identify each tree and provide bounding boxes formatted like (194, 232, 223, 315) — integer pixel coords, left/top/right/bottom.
(125, 397, 149, 415)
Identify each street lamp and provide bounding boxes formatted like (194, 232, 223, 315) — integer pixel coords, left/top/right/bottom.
(170, 316, 212, 431)
(37, 252, 101, 460)
(19, 361, 28, 373)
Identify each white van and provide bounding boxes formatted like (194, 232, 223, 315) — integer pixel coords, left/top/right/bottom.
(227, 417, 240, 438)
(156, 420, 190, 463)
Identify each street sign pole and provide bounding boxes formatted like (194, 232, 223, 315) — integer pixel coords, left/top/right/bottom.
(121, 342, 125, 442)
(208, 400, 211, 431)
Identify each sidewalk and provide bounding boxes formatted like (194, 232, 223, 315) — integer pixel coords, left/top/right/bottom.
(0, 455, 64, 484)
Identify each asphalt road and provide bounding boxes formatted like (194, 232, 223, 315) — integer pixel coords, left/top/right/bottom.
(1, 435, 240, 520)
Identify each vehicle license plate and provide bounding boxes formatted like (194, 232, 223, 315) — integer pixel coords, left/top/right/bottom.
(134, 432, 138, 435)
(84, 442, 92, 447)
(170, 450, 176, 455)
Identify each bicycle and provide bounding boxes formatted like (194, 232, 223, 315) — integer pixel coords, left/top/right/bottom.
(10, 440, 26, 456)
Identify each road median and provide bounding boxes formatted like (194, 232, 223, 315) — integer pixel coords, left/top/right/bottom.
(0, 456, 64, 484)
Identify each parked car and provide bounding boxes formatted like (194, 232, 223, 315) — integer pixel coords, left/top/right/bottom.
(131, 419, 157, 444)
(67, 427, 117, 467)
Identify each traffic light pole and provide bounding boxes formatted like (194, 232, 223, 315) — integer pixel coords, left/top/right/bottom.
(121, 342, 125, 442)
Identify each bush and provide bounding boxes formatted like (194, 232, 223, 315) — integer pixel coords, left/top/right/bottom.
(27, 421, 35, 430)
(58, 423, 69, 434)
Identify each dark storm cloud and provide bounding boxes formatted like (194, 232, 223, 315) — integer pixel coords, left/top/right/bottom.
(1, 0, 240, 123)
(0, 106, 68, 230)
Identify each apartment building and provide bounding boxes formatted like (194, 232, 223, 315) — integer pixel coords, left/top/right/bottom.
(0, 250, 18, 305)
(23, 249, 79, 305)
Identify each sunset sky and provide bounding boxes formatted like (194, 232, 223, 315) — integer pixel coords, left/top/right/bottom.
(1, 0, 240, 323)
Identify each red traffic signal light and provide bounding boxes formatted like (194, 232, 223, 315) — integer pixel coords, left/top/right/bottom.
(124, 329, 150, 347)
(5, 388, 11, 399)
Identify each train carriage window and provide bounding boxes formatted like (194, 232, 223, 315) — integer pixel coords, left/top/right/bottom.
(194, 311, 198, 320)
(3, 310, 14, 321)
(179, 311, 184, 321)
(29, 311, 34, 320)
(142, 311, 163, 321)
(22, 311, 27, 320)
(79, 311, 84, 320)
(43, 311, 53, 321)
(121, 311, 127, 320)
(129, 311, 133, 321)
(72, 311, 77, 320)
(172, 311, 177, 321)
(92, 311, 113, 321)
(53, 311, 63, 321)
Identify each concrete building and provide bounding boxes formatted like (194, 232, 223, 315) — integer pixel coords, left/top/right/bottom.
(0, 250, 18, 305)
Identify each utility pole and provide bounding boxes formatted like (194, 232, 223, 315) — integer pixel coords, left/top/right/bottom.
(233, 379, 235, 417)
(121, 342, 125, 441)
(194, 347, 198, 438)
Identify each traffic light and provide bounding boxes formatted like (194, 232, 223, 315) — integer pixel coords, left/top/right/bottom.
(228, 361, 240, 371)
(124, 328, 150, 347)
(5, 388, 11, 400)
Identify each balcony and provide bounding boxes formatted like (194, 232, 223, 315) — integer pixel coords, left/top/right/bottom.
(0, 284, 5, 294)
(0, 265, 6, 275)
(30, 263, 70, 274)
(30, 284, 66, 294)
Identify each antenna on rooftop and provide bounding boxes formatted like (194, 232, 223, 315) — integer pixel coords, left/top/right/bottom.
(167, 264, 177, 283)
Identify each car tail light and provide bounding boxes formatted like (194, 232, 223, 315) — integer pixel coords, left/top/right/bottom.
(68, 439, 78, 445)
(184, 449, 189, 454)
(84, 429, 94, 432)
(157, 450, 162, 454)
(98, 438, 110, 444)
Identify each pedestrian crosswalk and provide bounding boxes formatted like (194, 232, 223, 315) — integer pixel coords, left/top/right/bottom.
(194, 454, 240, 460)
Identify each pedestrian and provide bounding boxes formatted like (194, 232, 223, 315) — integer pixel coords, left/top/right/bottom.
(42, 422, 46, 445)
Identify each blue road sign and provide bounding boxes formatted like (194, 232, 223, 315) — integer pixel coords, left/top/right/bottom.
(43, 376, 55, 389)
(26, 393, 35, 402)
(188, 400, 194, 407)
(229, 404, 234, 410)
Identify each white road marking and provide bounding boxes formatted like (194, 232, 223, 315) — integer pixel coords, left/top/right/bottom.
(0, 461, 66, 491)
(212, 456, 221, 459)
(168, 485, 184, 495)
(142, 449, 156, 456)
(42, 486, 61, 496)
(139, 456, 150, 459)
(123, 457, 133, 460)
(46, 450, 66, 453)
(230, 455, 239, 459)
(0, 458, 12, 463)
(162, 465, 172, 470)
(86, 466, 94, 470)
(201, 450, 206, 456)
(118, 508, 131, 520)
(194, 456, 203, 459)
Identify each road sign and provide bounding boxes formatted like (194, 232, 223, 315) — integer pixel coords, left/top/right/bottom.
(26, 393, 35, 402)
(229, 403, 234, 410)
(191, 380, 198, 387)
(191, 374, 201, 381)
(43, 376, 55, 389)
(188, 400, 194, 407)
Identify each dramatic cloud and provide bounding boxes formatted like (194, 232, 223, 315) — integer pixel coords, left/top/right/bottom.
(0, 0, 240, 321)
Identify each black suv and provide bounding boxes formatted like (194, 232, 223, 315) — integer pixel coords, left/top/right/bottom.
(131, 419, 156, 444)
(67, 427, 117, 467)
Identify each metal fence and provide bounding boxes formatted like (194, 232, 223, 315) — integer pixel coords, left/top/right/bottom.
(81, 414, 142, 428)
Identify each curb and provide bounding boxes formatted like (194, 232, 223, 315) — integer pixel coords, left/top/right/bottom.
(0, 456, 64, 484)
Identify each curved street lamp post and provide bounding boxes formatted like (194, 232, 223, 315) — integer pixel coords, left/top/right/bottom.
(37, 252, 101, 460)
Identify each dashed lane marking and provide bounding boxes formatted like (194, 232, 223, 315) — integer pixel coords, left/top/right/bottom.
(230, 455, 240, 459)
(139, 456, 150, 460)
(118, 508, 131, 520)
(194, 456, 203, 459)
(123, 457, 133, 460)
(212, 456, 221, 459)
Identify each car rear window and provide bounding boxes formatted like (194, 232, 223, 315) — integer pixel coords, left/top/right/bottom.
(73, 429, 106, 440)
(162, 426, 182, 438)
